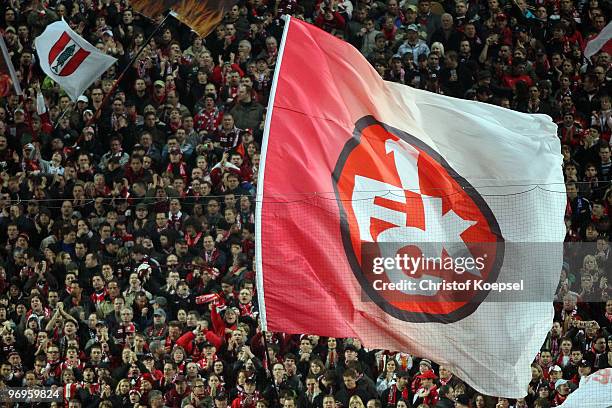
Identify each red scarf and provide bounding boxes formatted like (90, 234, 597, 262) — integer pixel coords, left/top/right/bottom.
(146, 325, 167, 340)
(387, 384, 409, 406)
(327, 349, 337, 368)
(164, 336, 177, 352)
(552, 393, 567, 406)
(90, 289, 108, 304)
(236, 390, 261, 408)
(196, 353, 219, 371)
(186, 231, 203, 248)
(167, 161, 188, 182)
(239, 302, 256, 318)
(195, 107, 222, 133)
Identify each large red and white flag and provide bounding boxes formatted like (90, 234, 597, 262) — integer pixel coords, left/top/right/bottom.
(34, 19, 116, 101)
(256, 17, 565, 398)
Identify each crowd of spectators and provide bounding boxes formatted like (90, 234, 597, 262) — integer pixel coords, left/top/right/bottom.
(0, 0, 610, 407)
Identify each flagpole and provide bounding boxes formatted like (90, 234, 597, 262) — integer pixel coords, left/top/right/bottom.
(260, 330, 278, 405)
(87, 12, 173, 127)
(53, 107, 70, 129)
(0, 36, 22, 95)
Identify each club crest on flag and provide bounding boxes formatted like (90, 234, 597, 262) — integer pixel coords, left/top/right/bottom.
(47, 32, 91, 77)
(332, 116, 505, 323)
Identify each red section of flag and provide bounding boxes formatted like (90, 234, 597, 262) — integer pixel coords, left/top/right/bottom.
(58, 48, 91, 77)
(257, 19, 391, 337)
(48, 31, 71, 65)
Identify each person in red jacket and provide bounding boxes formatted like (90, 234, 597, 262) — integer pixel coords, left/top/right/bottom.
(501, 61, 534, 90)
(315, 6, 346, 32)
(412, 370, 439, 406)
(176, 322, 223, 360)
(211, 303, 239, 343)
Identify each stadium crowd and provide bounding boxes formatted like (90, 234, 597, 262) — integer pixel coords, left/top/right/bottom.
(0, 0, 611, 407)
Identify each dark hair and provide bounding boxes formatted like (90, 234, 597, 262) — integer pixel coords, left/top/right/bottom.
(343, 368, 358, 378)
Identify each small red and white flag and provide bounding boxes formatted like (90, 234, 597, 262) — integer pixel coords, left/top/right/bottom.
(256, 17, 565, 398)
(34, 19, 116, 101)
(584, 21, 612, 60)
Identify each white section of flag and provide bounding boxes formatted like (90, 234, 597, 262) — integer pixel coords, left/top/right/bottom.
(560, 368, 612, 408)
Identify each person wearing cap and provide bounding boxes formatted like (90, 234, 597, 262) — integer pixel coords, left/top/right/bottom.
(150, 295, 169, 310)
(552, 379, 571, 405)
(129, 388, 142, 405)
(21, 142, 50, 173)
(547, 364, 563, 391)
(412, 369, 438, 406)
(409, 358, 433, 393)
(142, 303, 168, 340)
(231, 373, 262, 408)
(578, 358, 593, 380)
(165, 139, 190, 183)
(398, 24, 430, 64)
(75, 94, 89, 113)
(164, 374, 190, 407)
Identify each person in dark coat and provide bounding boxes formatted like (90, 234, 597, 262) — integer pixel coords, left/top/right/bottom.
(335, 368, 377, 408)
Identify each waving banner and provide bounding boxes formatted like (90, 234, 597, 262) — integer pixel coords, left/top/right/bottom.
(256, 17, 566, 398)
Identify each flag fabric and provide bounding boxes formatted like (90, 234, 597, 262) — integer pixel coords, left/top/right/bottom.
(34, 19, 116, 101)
(559, 369, 612, 408)
(0, 35, 22, 97)
(255, 17, 566, 398)
(584, 21, 612, 59)
(131, 0, 237, 38)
